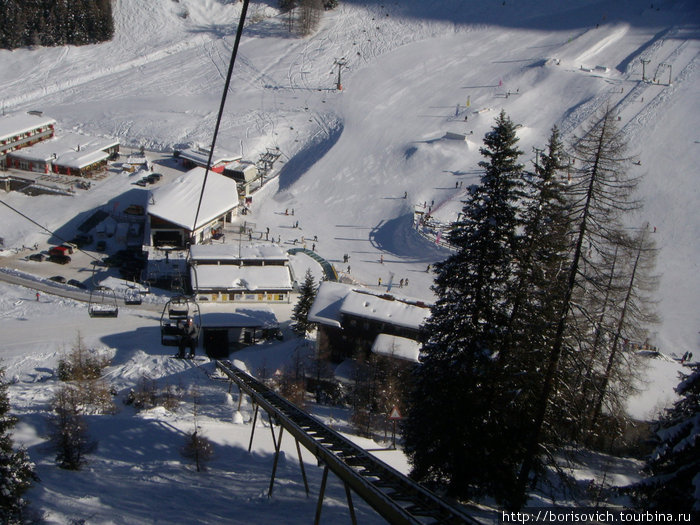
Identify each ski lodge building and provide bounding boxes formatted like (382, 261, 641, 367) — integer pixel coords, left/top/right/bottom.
(0, 112, 57, 170)
(308, 281, 431, 363)
(174, 145, 241, 173)
(189, 243, 294, 303)
(146, 167, 240, 248)
(5, 132, 119, 176)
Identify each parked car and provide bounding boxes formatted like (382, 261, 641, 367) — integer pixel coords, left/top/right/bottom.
(49, 275, 67, 284)
(67, 279, 88, 289)
(48, 254, 71, 265)
(27, 253, 46, 262)
(146, 173, 162, 183)
(135, 178, 149, 187)
(96, 240, 107, 252)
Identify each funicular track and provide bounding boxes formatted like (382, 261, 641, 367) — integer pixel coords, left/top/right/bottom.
(216, 360, 479, 525)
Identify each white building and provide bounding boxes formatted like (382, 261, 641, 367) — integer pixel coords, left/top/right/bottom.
(147, 167, 240, 247)
(189, 243, 294, 303)
(174, 145, 241, 173)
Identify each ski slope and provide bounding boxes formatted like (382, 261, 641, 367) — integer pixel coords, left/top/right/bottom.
(0, 0, 698, 521)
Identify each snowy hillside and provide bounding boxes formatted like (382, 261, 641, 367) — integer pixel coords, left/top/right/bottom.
(1, 0, 697, 354)
(0, 0, 698, 521)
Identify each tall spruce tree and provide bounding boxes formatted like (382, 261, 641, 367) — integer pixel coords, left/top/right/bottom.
(487, 127, 573, 506)
(628, 364, 699, 517)
(403, 110, 525, 502)
(0, 368, 36, 524)
(291, 269, 317, 336)
(514, 108, 642, 507)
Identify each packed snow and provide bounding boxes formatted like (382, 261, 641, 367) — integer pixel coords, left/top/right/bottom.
(0, 0, 698, 521)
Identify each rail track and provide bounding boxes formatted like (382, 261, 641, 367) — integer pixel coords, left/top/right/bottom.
(216, 360, 479, 525)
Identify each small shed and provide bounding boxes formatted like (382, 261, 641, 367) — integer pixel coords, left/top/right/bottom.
(174, 145, 241, 173)
(223, 160, 258, 196)
(200, 309, 278, 358)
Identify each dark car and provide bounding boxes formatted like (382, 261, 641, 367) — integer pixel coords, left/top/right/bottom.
(67, 279, 88, 290)
(28, 253, 46, 262)
(48, 254, 71, 265)
(146, 173, 162, 183)
(49, 275, 67, 284)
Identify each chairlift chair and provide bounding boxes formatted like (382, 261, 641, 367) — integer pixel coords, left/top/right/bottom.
(160, 295, 201, 346)
(124, 287, 143, 306)
(88, 286, 119, 318)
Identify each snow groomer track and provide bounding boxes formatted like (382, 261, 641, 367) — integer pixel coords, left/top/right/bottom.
(216, 360, 479, 525)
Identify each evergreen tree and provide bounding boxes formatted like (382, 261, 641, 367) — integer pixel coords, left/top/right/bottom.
(50, 385, 96, 470)
(0, 0, 113, 50)
(628, 364, 699, 517)
(0, 368, 37, 524)
(514, 108, 642, 507)
(403, 110, 525, 502)
(291, 269, 317, 336)
(488, 127, 573, 506)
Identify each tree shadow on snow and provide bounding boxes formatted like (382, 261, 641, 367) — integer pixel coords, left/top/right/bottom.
(277, 121, 343, 191)
(369, 213, 451, 262)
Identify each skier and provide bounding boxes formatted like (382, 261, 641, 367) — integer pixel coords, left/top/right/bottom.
(36, 292, 40, 301)
(178, 317, 198, 359)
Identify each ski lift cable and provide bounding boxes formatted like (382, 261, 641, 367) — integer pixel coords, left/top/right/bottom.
(0, 197, 101, 262)
(191, 0, 250, 234)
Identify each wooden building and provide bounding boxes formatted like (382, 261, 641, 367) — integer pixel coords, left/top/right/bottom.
(308, 281, 431, 363)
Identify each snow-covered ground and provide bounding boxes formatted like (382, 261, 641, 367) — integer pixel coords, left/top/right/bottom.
(0, 0, 698, 521)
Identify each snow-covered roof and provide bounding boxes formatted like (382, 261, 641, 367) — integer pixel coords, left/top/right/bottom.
(371, 334, 421, 363)
(308, 281, 432, 330)
(177, 145, 241, 167)
(7, 132, 117, 168)
(308, 281, 354, 328)
(0, 112, 56, 141)
(340, 290, 430, 330)
(189, 243, 288, 262)
(200, 309, 277, 328)
(192, 264, 293, 291)
(148, 167, 239, 231)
